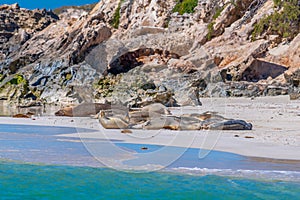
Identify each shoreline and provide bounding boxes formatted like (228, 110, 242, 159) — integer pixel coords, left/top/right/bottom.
(0, 96, 300, 161)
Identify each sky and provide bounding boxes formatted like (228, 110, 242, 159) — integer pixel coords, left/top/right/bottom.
(0, 0, 98, 10)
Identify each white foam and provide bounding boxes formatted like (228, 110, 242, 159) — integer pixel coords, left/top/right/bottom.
(169, 167, 300, 181)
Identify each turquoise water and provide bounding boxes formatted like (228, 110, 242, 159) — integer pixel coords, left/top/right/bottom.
(0, 123, 300, 198)
(1, 160, 300, 199)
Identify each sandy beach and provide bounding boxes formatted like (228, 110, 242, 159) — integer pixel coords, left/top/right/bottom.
(1, 96, 299, 161)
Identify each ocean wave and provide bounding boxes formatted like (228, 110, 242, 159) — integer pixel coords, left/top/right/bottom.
(169, 167, 300, 181)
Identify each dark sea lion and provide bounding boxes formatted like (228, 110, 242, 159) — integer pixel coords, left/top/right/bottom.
(207, 120, 253, 130)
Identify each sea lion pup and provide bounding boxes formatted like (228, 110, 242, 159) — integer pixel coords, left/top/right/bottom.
(98, 111, 129, 129)
(55, 103, 114, 117)
(208, 120, 253, 130)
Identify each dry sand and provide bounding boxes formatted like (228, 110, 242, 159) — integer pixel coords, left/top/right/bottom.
(0, 96, 299, 160)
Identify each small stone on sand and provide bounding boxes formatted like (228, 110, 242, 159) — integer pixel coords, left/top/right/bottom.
(121, 129, 132, 134)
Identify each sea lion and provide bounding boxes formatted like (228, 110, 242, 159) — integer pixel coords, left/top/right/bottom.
(55, 103, 117, 117)
(181, 111, 227, 121)
(128, 111, 150, 124)
(12, 114, 30, 118)
(129, 103, 171, 124)
(143, 116, 203, 130)
(55, 106, 73, 117)
(206, 119, 252, 130)
(178, 116, 202, 130)
(131, 103, 171, 115)
(143, 116, 180, 130)
(98, 111, 129, 129)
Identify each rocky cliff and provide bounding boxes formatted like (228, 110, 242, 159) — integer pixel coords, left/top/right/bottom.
(0, 0, 299, 106)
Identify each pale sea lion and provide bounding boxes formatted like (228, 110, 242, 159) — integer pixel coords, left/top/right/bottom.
(181, 111, 227, 121)
(178, 116, 202, 130)
(55, 103, 120, 117)
(131, 103, 171, 115)
(98, 111, 129, 129)
(143, 116, 203, 130)
(143, 116, 180, 130)
(128, 111, 150, 124)
(129, 103, 171, 124)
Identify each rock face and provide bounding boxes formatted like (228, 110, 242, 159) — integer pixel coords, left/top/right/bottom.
(0, 4, 112, 104)
(0, 4, 58, 61)
(0, 0, 299, 106)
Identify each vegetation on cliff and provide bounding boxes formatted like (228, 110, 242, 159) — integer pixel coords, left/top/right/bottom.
(172, 0, 198, 15)
(53, 3, 97, 15)
(111, 0, 124, 29)
(0, 74, 29, 100)
(252, 0, 300, 40)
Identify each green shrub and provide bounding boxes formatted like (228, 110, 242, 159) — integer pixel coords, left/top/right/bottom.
(273, 0, 282, 7)
(252, 0, 300, 40)
(9, 74, 27, 85)
(65, 73, 72, 81)
(172, 0, 198, 15)
(0, 74, 29, 98)
(207, 22, 215, 40)
(111, 0, 123, 29)
(213, 6, 225, 20)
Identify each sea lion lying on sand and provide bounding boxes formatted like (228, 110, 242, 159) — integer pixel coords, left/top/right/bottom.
(181, 111, 227, 121)
(206, 119, 253, 130)
(143, 116, 180, 130)
(129, 103, 171, 124)
(183, 112, 252, 130)
(55, 103, 123, 117)
(98, 111, 129, 129)
(90, 103, 253, 131)
(178, 116, 202, 130)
